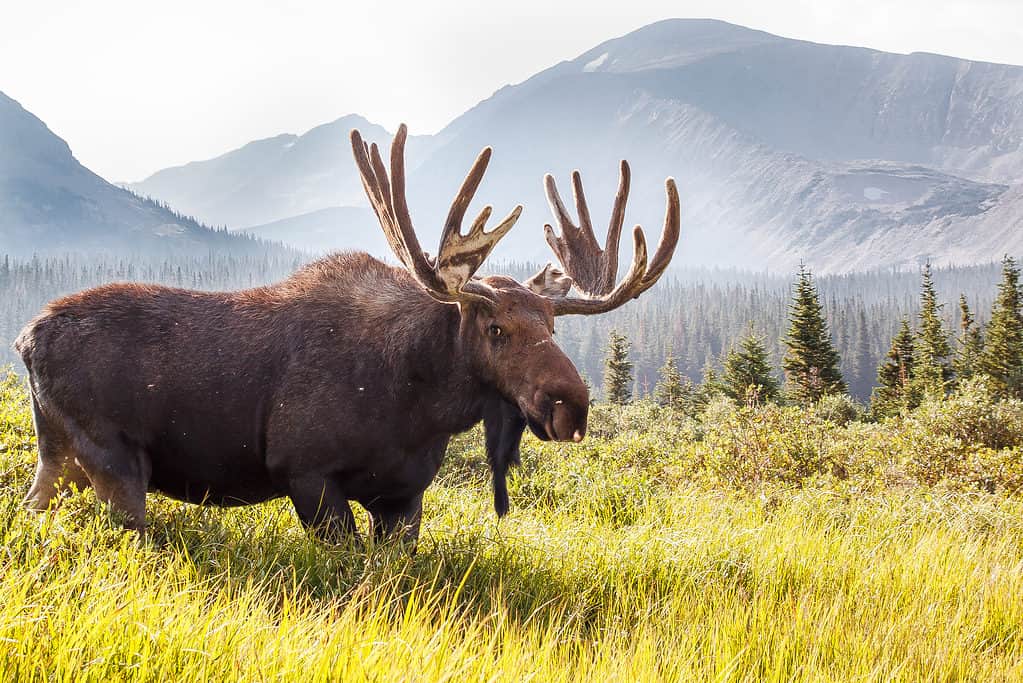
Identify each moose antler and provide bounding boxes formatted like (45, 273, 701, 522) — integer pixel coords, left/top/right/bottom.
(350, 124, 521, 305)
(541, 162, 680, 315)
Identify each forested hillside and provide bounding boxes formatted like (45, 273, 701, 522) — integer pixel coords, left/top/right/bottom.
(0, 253, 1007, 401)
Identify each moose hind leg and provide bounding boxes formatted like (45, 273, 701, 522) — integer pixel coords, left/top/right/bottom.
(23, 398, 91, 511)
(288, 475, 359, 544)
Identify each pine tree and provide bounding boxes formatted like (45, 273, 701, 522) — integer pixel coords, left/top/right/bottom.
(603, 330, 634, 405)
(849, 306, 875, 401)
(654, 349, 691, 410)
(721, 326, 780, 404)
(783, 266, 847, 403)
(693, 360, 723, 411)
(912, 263, 952, 398)
(980, 256, 1023, 398)
(953, 295, 984, 381)
(872, 319, 917, 417)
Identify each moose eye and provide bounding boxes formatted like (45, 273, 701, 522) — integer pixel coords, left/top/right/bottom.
(487, 324, 503, 337)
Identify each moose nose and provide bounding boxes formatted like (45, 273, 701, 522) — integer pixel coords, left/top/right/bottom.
(548, 395, 587, 443)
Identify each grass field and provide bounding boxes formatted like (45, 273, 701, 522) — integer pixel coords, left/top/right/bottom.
(1, 371, 1022, 681)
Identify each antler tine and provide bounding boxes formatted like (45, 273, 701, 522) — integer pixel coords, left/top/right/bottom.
(544, 173, 579, 237)
(639, 178, 680, 288)
(442, 147, 492, 246)
(383, 126, 442, 289)
(432, 145, 523, 299)
(542, 163, 681, 317)
(570, 170, 596, 240)
(368, 143, 392, 215)
(351, 130, 406, 267)
(351, 123, 520, 306)
(543, 172, 605, 294)
(388, 125, 421, 263)
(601, 160, 631, 290)
(549, 226, 650, 316)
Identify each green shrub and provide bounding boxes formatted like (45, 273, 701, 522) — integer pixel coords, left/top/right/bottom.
(899, 377, 1023, 489)
(700, 398, 837, 487)
(813, 393, 865, 426)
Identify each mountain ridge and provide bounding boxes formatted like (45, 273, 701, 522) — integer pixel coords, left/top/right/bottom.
(0, 91, 287, 256)
(37, 19, 1023, 270)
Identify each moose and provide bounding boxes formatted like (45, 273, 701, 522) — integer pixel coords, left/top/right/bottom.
(15, 124, 680, 545)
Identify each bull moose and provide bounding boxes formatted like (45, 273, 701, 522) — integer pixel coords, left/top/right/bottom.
(15, 124, 680, 544)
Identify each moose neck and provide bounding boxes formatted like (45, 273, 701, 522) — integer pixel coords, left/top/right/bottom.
(278, 254, 495, 441)
(382, 289, 491, 438)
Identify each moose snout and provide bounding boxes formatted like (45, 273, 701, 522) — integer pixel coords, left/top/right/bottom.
(523, 385, 588, 443)
(551, 397, 587, 442)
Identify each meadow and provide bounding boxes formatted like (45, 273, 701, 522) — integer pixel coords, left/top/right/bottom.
(1, 369, 1022, 681)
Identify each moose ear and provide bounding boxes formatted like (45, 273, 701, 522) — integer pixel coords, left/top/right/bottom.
(524, 263, 573, 298)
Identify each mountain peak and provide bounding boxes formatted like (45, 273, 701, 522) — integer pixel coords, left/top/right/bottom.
(572, 18, 783, 74)
(303, 114, 387, 138)
(126, 21, 1023, 271)
(0, 91, 74, 171)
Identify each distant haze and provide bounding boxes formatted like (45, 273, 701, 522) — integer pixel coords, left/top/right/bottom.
(2, 1, 1021, 181)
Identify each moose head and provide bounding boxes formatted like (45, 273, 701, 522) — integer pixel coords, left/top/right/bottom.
(351, 125, 680, 446)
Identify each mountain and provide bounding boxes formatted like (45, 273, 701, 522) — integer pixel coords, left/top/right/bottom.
(133, 115, 437, 229)
(0, 91, 285, 256)
(238, 206, 383, 255)
(131, 19, 1023, 272)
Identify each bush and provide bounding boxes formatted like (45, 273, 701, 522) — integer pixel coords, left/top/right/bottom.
(699, 397, 838, 487)
(899, 377, 1023, 489)
(813, 394, 864, 426)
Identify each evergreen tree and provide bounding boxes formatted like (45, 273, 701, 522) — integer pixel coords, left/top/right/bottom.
(654, 349, 691, 410)
(783, 266, 847, 403)
(980, 256, 1023, 398)
(953, 295, 985, 381)
(912, 263, 952, 398)
(848, 306, 875, 401)
(721, 326, 780, 404)
(693, 360, 724, 411)
(872, 319, 917, 417)
(603, 330, 634, 405)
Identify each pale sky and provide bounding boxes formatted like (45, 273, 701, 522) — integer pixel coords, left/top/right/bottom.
(3, 0, 1021, 182)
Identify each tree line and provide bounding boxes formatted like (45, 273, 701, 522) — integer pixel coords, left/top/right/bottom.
(0, 252, 1013, 406)
(601, 257, 1023, 416)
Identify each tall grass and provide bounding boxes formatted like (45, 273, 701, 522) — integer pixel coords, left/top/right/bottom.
(1, 372, 1021, 681)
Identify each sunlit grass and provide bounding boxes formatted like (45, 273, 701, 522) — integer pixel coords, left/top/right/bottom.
(1, 372, 1021, 681)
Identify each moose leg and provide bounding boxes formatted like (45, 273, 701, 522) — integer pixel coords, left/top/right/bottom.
(288, 475, 359, 544)
(59, 419, 150, 532)
(366, 493, 424, 547)
(80, 452, 150, 533)
(23, 397, 92, 511)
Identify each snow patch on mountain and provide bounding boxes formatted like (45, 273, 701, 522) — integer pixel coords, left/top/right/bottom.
(583, 53, 610, 72)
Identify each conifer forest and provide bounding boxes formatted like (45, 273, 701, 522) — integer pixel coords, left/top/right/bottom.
(0, 251, 1010, 407)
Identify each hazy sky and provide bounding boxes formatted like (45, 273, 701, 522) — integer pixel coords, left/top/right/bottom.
(3, 0, 1021, 182)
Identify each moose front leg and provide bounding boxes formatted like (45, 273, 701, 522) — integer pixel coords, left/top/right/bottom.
(366, 493, 423, 547)
(288, 475, 359, 544)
